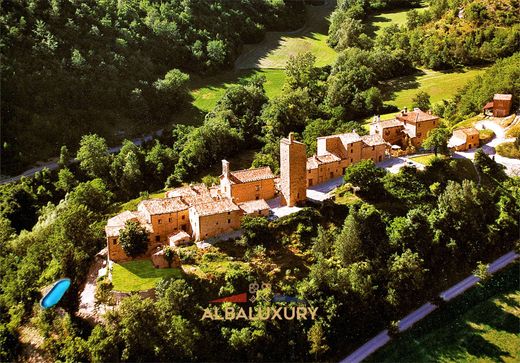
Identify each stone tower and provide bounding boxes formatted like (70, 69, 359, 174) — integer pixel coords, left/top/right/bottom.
(280, 132, 307, 207)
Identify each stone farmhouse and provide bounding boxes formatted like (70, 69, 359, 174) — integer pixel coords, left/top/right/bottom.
(483, 94, 513, 117)
(448, 127, 480, 151)
(370, 108, 441, 149)
(105, 131, 386, 263)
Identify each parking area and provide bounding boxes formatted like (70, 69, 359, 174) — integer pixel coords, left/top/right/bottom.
(377, 156, 425, 173)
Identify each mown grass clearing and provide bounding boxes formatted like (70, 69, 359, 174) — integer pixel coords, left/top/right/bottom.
(235, 0, 336, 69)
(381, 67, 488, 110)
(111, 260, 183, 292)
(368, 262, 520, 362)
(189, 69, 286, 112)
(364, 8, 411, 38)
(252, 32, 337, 69)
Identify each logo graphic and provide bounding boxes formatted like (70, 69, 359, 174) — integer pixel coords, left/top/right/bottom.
(201, 281, 317, 321)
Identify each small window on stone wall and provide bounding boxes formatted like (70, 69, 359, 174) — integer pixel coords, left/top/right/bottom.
(228, 219, 231, 224)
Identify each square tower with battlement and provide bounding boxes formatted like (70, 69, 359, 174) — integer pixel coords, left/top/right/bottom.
(280, 132, 307, 207)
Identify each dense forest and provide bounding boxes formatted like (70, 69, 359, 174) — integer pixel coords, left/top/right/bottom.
(1, 0, 519, 362)
(328, 0, 519, 68)
(1, 0, 304, 173)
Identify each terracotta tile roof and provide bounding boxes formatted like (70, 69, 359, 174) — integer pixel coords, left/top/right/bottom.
(483, 101, 494, 109)
(339, 132, 363, 144)
(361, 134, 387, 146)
(374, 119, 404, 128)
(105, 211, 152, 237)
(166, 184, 209, 198)
(307, 156, 319, 170)
(306, 154, 341, 169)
(138, 197, 188, 215)
(494, 94, 512, 101)
(238, 199, 270, 214)
(209, 186, 222, 199)
(448, 135, 466, 148)
(456, 127, 479, 136)
(396, 108, 439, 123)
(228, 166, 275, 184)
(181, 194, 214, 206)
(190, 198, 240, 217)
(317, 132, 362, 145)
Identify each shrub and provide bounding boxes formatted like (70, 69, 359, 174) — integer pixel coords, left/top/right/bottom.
(505, 124, 520, 138)
(478, 129, 495, 144)
(178, 247, 198, 264)
(496, 142, 520, 159)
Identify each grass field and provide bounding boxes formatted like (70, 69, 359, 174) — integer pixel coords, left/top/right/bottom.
(189, 68, 286, 112)
(235, 0, 336, 69)
(382, 67, 488, 110)
(111, 260, 182, 292)
(369, 262, 520, 362)
(409, 153, 437, 165)
(364, 8, 411, 38)
(364, 2, 429, 38)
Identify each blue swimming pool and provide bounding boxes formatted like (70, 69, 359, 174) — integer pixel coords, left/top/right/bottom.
(40, 278, 71, 309)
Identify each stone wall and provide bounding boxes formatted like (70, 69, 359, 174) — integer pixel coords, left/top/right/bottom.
(230, 178, 275, 203)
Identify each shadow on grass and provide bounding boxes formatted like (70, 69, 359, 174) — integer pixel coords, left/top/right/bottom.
(380, 70, 424, 102)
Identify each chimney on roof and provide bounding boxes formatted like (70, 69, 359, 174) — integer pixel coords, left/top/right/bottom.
(222, 159, 230, 178)
(288, 132, 295, 143)
(404, 107, 408, 114)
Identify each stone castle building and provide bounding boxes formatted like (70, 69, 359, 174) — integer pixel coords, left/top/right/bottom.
(106, 130, 389, 263)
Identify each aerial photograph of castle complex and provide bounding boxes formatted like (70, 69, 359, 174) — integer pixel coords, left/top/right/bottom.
(1, 0, 519, 362)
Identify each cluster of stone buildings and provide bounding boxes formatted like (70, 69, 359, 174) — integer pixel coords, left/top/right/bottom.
(106, 131, 389, 264)
(107, 95, 514, 265)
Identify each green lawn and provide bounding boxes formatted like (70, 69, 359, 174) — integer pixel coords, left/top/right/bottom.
(382, 67, 488, 110)
(365, 8, 411, 38)
(368, 262, 520, 362)
(364, 3, 428, 39)
(189, 68, 286, 112)
(111, 260, 182, 292)
(409, 153, 438, 166)
(234, 0, 336, 70)
(252, 32, 337, 69)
